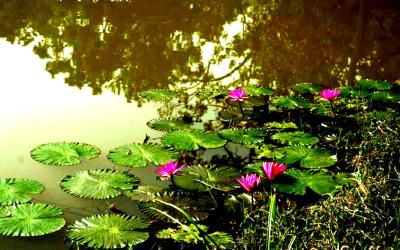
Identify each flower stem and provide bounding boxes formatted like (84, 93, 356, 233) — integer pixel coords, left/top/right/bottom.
(330, 101, 337, 118)
(238, 101, 245, 118)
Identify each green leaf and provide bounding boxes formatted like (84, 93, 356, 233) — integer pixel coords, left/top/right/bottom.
(271, 131, 319, 145)
(264, 121, 298, 129)
(139, 89, 178, 101)
(30, 142, 100, 166)
(292, 83, 326, 94)
(60, 169, 140, 199)
(147, 118, 191, 131)
(125, 185, 163, 202)
(277, 147, 336, 168)
(272, 169, 340, 195)
(0, 178, 44, 205)
(162, 130, 226, 150)
(371, 91, 400, 103)
(138, 192, 212, 222)
(338, 86, 370, 98)
(271, 96, 311, 109)
(0, 203, 65, 236)
(244, 162, 264, 175)
(174, 165, 240, 192)
(218, 128, 265, 144)
(256, 144, 285, 159)
(245, 86, 274, 96)
(107, 143, 179, 168)
(356, 79, 392, 90)
(67, 214, 149, 249)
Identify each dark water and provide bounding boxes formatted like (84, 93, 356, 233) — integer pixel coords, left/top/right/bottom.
(0, 0, 399, 249)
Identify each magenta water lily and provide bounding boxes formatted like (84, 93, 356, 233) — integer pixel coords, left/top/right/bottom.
(236, 174, 261, 192)
(262, 162, 286, 180)
(155, 160, 186, 180)
(229, 88, 249, 102)
(320, 89, 341, 101)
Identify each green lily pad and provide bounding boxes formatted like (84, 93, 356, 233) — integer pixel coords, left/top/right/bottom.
(244, 162, 264, 175)
(276, 147, 337, 168)
(0, 203, 65, 236)
(371, 91, 400, 103)
(271, 96, 311, 109)
(31, 142, 100, 166)
(139, 89, 178, 101)
(60, 169, 140, 199)
(67, 214, 149, 249)
(0, 178, 44, 205)
(338, 86, 370, 98)
(245, 86, 274, 96)
(272, 169, 340, 195)
(174, 165, 241, 192)
(271, 131, 319, 145)
(356, 79, 392, 90)
(265, 122, 298, 129)
(292, 83, 326, 94)
(162, 130, 226, 150)
(107, 143, 179, 168)
(125, 185, 163, 202)
(147, 118, 191, 131)
(218, 128, 265, 144)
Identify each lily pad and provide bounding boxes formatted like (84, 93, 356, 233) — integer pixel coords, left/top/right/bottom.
(371, 91, 400, 103)
(174, 165, 241, 192)
(107, 143, 179, 168)
(125, 185, 163, 202)
(292, 83, 326, 94)
(277, 146, 337, 168)
(218, 128, 265, 144)
(162, 130, 226, 150)
(31, 142, 100, 166)
(60, 169, 140, 199)
(0, 203, 65, 236)
(356, 79, 392, 90)
(265, 122, 298, 129)
(139, 89, 178, 101)
(147, 118, 191, 131)
(67, 214, 149, 249)
(271, 131, 319, 145)
(0, 178, 44, 205)
(271, 96, 311, 109)
(272, 169, 340, 195)
(245, 86, 274, 96)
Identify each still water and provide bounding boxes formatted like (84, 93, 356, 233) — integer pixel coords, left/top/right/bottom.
(0, 0, 399, 249)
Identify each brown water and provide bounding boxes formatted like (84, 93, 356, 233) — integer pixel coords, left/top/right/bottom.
(0, 0, 399, 249)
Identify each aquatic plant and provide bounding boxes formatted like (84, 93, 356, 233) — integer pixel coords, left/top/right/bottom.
(320, 89, 341, 101)
(261, 162, 286, 180)
(155, 160, 186, 180)
(228, 88, 249, 102)
(0, 178, 44, 205)
(236, 174, 261, 192)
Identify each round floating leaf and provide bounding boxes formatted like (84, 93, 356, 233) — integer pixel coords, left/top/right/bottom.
(256, 144, 285, 159)
(272, 169, 340, 195)
(265, 122, 298, 129)
(60, 169, 140, 199)
(271, 96, 311, 109)
(218, 128, 265, 144)
(371, 91, 400, 103)
(356, 79, 392, 90)
(139, 89, 178, 101)
(245, 86, 274, 96)
(244, 162, 264, 175)
(107, 143, 179, 168)
(292, 83, 326, 94)
(138, 191, 211, 222)
(162, 130, 226, 150)
(147, 118, 191, 131)
(271, 131, 319, 145)
(31, 142, 100, 166)
(0, 203, 65, 236)
(338, 86, 370, 98)
(125, 185, 163, 202)
(0, 178, 44, 205)
(277, 147, 337, 168)
(68, 214, 149, 249)
(174, 165, 241, 192)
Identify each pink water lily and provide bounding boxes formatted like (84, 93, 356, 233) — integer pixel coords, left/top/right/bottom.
(320, 89, 341, 101)
(229, 88, 249, 102)
(236, 174, 261, 192)
(155, 160, 186, 180)
(262, 162, 286, 180)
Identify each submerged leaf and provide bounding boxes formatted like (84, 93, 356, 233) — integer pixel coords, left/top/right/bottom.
(0, 178, 44, 205)
(271, 131, 319, 145)
(139, 89, 178, 101)
(107, 143, 179, 168)
(68, 214, 149, 249)
(218, 128, 265, 144)
(147, 118, 191, 131)
(31, 142, 100, 166)
(60, 169, 140, 199)
(162, 130, 226, 150)
(0, 203, 65, 236)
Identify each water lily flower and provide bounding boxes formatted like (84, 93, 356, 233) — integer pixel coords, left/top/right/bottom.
(236, 174, 261, 192)
(229, 88, 249, 102)
(262, 162, 286, 180)
(320, 89, 341, 101)
(155, 160, 186, 180)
